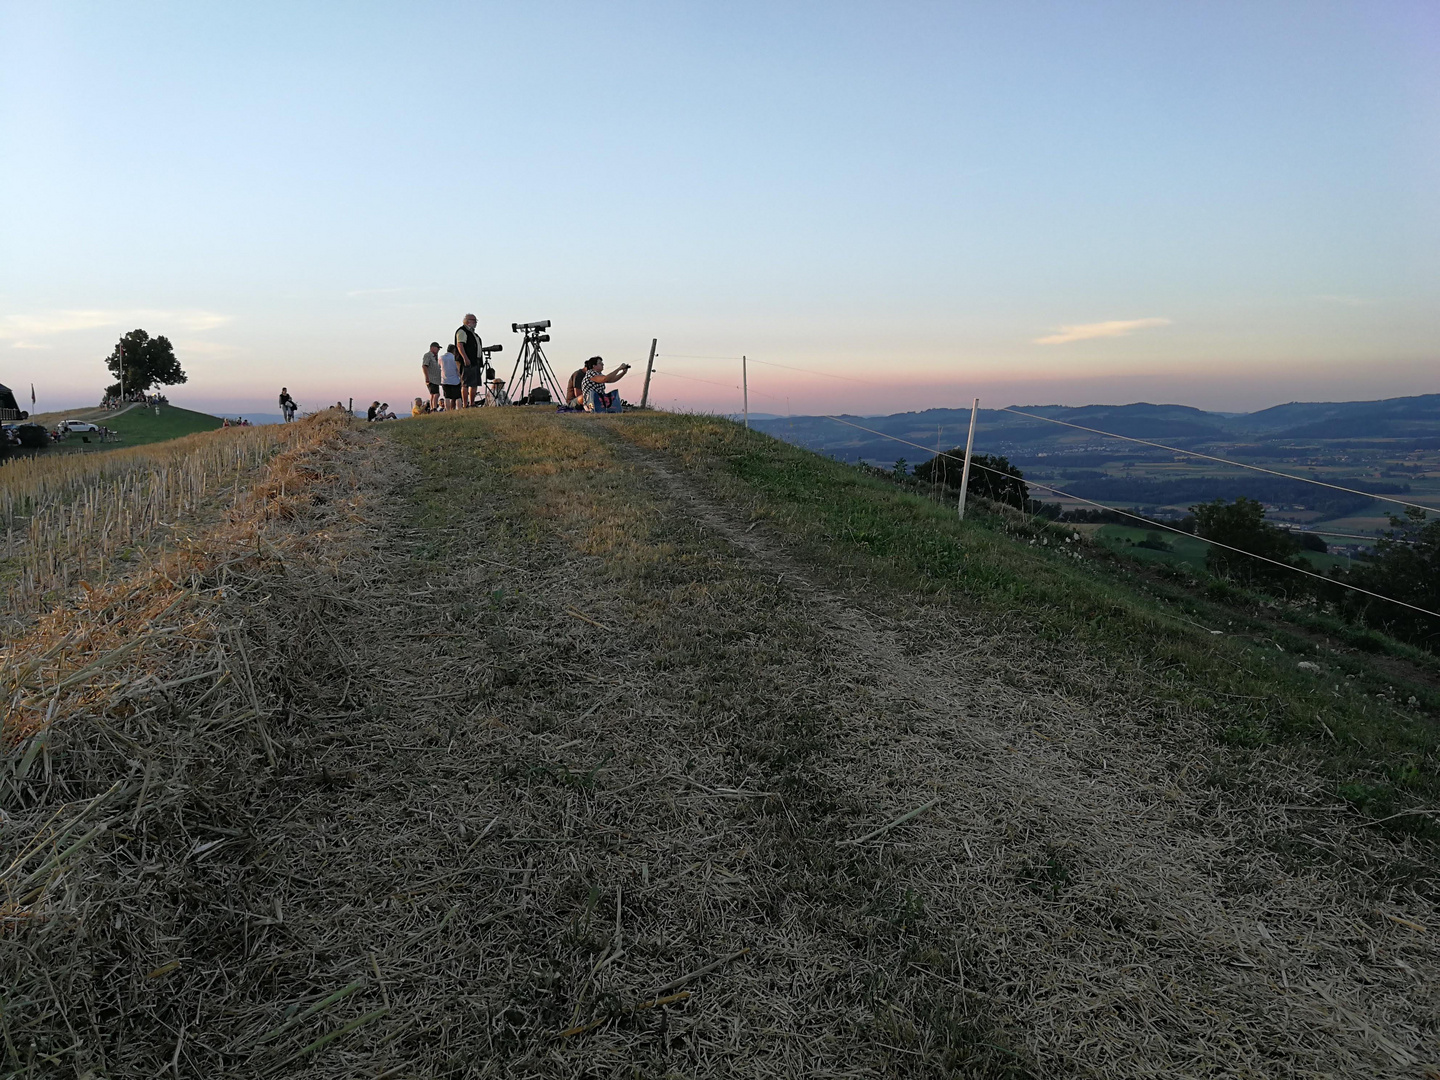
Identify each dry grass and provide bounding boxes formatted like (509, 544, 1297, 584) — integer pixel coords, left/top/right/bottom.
(2, 422, 308, 620)
(2, 407, 1436, 1077)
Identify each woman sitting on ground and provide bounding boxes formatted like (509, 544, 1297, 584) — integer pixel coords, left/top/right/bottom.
(411, 397, 426, 417)
(580, 356, 630, 413)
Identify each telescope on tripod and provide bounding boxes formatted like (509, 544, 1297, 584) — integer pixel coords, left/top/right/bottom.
(480, 343, 503, 380)
(506, 320, 562, 403)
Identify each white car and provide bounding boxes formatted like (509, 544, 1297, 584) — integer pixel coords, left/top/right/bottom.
(60, 420, 100, 433)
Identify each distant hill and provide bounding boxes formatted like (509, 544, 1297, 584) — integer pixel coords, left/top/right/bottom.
(751, 392, 1440, 464)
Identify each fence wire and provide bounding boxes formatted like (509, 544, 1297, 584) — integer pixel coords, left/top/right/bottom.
(812, 412, 1440, 624)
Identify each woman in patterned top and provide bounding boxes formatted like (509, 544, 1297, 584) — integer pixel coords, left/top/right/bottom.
(580, 356, 630, 413)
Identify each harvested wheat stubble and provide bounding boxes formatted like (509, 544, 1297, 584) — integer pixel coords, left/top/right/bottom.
(3, 407, 1436, 1079)
(1, 421, 304, 620)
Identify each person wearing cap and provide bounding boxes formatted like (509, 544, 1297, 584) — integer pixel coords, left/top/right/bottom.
(421, 342, 443, 412)
(455, 314, 482, 408)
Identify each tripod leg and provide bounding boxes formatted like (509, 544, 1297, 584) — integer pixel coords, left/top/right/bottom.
(507, 344, 525, 397)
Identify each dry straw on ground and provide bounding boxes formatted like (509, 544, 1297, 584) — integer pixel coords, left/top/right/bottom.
(2, 409, 1436, 1078)
(2, 424, 300, 618)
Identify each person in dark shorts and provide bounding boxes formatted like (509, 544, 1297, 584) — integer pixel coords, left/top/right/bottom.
(421, 342, 443, 411)
(455, 313, 482, 408)
(440, 344, 462, 406)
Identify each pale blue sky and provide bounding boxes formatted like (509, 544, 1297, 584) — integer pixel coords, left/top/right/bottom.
(2, 1, 1436, 416)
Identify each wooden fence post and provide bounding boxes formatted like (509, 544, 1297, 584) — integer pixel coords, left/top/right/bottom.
(640, 338, 657, 408)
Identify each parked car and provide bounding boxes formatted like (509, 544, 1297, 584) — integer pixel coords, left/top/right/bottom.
(59, 420, 100, 433)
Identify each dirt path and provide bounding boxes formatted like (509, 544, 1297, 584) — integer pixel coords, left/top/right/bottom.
(592, 421, 1439, 1077)
(6, 410, 1435, 1077)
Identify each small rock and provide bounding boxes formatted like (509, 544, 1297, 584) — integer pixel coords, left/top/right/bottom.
(1297, 661, 1322, 674)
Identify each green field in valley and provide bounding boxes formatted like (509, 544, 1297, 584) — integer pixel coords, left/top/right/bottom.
(1092, 522, 1352, 573)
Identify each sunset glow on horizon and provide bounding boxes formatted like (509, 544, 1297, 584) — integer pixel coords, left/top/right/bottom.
(3, 2, 1436, 418)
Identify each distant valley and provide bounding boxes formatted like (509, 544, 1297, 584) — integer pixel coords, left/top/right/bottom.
(751, 392, 1440, 549)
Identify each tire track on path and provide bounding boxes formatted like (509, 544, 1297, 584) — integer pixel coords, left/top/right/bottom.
(599, 420, 1439, 1078)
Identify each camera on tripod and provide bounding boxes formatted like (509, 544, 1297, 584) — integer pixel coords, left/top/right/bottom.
(511, 320, 551, 333)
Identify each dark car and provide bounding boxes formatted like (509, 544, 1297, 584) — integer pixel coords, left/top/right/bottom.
(0, 383, 29, 422)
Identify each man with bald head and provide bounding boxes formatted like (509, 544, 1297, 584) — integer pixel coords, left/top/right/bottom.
(455, 313, 482, 408)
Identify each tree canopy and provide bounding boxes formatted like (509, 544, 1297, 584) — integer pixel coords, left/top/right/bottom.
(1335, 508, 1440, 650)
(104, 329, 187, 398)
(913, 450, 1029, 510)
(1190, 496, 1301, 586)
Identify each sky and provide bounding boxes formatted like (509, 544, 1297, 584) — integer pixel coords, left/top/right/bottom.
(1, 1, 1437, 418)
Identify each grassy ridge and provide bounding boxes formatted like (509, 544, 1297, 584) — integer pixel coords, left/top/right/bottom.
(97, 405, 223, 447)
(615, 412, 1439, 836)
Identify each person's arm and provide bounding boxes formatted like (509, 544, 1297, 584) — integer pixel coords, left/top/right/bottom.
(455, 336, 471, 366)
(600, 364, 631, 384)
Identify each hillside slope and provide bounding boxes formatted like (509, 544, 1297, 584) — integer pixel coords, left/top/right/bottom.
(3, 410, 1436, 1077)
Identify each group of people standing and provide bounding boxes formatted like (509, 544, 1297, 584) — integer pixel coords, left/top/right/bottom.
(417, 313, 633, 414)
(419, 313, 506, 412)
(277, 314, 639, 423)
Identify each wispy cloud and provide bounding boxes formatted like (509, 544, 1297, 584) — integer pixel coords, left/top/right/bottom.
(0, 308, 232, 342)
(1034, 317, 1170, 346)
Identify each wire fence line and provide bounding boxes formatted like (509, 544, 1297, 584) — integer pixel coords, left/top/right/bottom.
(998, 406, 1440, 515)
(657, 353, 874, 386)
(809, 412, 1440, 623)
(641, 349, 1439, 620)
(648, 352, 1438, 513)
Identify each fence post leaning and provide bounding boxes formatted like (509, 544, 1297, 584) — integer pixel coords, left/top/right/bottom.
(742, 355, 749, 430)
(957, 397, 979, 520)
(640, 338, 658, 408)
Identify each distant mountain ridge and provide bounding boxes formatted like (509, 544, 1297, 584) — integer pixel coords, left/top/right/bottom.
(750, 392, 1440, 464)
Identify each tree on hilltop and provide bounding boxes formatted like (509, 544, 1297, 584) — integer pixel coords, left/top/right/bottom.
(104, 329, 187, 398)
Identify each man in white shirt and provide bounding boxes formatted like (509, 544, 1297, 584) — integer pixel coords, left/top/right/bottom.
(421, 342, 443, 412)
(439, 345, 462, 409)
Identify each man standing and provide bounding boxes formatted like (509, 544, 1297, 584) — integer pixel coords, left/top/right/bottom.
(439, 343, 462, 409)
(455, 314, 482, 408)
(278, 387, 297, 422)
(421, 342, 443, 412)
